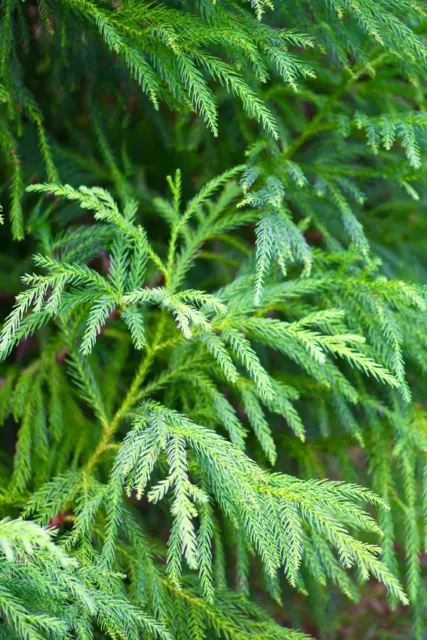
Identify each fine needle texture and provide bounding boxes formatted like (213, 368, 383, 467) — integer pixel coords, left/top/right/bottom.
(0, 0, 426, 638)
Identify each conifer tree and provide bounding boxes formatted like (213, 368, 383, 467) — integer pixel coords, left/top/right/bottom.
(0, 0, 426, 637)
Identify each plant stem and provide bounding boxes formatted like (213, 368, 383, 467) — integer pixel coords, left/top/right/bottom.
(284, 53, 390, 160)
(85, 313, 167, 472)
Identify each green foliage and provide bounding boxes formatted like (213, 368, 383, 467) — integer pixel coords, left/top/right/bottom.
(0, 0, 427, 638)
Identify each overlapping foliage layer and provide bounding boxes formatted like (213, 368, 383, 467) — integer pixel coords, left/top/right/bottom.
(0, 0, 426, 638)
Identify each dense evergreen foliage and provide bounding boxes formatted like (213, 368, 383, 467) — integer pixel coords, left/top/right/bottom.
(0, 0, 426, 637)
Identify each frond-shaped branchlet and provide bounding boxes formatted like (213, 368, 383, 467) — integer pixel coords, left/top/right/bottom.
(0, 517, 171, 640)
(103, 402, 408, 606)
